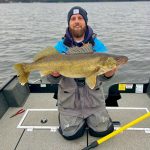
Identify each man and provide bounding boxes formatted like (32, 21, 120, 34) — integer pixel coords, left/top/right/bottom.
(48, 6, 117, 140)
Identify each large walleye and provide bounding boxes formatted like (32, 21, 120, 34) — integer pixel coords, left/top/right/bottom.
(14, 44, 128, 89)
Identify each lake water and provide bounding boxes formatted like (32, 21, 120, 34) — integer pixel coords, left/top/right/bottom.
(0, 2, 150, 87)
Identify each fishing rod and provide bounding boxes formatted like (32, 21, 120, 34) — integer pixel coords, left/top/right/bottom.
(82, 112, 150, 150)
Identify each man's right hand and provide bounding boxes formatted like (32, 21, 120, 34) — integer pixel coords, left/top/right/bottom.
(51, 72, 61, 77)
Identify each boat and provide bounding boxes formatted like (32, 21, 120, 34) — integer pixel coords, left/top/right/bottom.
(0, 75, 150, 150)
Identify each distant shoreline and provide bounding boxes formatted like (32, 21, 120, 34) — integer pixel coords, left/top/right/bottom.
(0, 0, 150, 4)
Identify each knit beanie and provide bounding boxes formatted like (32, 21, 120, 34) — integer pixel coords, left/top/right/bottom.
(67, 6, 88, 25)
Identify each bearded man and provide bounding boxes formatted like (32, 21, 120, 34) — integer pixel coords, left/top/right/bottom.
(47, 6, 116, 140)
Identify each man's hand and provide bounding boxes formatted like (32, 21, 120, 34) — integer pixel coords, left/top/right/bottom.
(51, 72, 61, 77)
(104, 67, 118, 78)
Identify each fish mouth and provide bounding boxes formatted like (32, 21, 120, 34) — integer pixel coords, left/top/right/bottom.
(116, 56, 128, 65)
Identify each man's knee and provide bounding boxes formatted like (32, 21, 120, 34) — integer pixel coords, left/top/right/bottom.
(89, 123, 114, 137)
(59, 114, 86, 140)
(87, 110, 114, 137)
(59, 122, 86, 140)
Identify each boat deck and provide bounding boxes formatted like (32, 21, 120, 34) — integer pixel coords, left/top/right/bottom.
(1, 91, 150, 150)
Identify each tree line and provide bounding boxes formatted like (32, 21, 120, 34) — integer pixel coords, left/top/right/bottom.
(0, 0, 149, 3)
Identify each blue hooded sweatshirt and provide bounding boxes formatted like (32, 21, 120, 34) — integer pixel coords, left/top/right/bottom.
(54, 26, 108, 54)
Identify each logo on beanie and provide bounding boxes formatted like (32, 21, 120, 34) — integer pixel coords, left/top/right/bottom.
(73, 9, 79, 14)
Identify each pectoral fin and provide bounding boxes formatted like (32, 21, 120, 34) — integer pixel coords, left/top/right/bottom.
(40, 70, 52, 77)
(85, 75, 97, 89)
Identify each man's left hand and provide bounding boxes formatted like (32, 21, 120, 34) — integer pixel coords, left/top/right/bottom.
(104, 67, 118, 78)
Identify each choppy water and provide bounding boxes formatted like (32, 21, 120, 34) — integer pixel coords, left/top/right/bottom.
(0, 2, 150, 87)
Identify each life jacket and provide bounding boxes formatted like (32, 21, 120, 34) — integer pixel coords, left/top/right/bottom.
(63, 26, 96, 47)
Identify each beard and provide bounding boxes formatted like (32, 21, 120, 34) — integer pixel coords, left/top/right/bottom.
(69, 24, 86, 38)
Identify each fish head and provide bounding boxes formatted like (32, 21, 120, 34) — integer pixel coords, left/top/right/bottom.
(97, 54, 128, 75)
(97, 57, 117, 74)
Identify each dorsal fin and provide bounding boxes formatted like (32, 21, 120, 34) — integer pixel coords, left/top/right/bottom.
(33, 46, 59, 61)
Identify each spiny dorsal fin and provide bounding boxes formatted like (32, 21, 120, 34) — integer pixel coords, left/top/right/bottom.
(33, 46, 59, 62)
(67, 43, 93, 55)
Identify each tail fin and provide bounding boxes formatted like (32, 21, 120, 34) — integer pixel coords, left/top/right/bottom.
(14, 63, 30, 85)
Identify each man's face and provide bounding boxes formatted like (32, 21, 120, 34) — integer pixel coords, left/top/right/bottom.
(69, 14, 86, 38)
